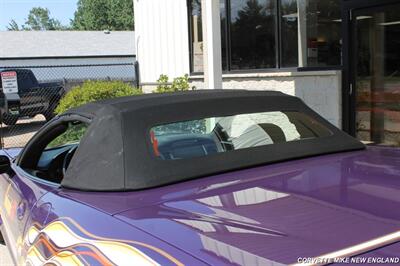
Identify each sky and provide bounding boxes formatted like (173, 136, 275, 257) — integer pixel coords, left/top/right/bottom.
(0, 0, 78, 30)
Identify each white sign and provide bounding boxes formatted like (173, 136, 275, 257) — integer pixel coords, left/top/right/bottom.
(1, 71, 19, 94)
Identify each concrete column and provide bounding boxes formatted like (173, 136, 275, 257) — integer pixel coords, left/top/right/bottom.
(297, 0, 307, 67)
(201, 0, 223, 90)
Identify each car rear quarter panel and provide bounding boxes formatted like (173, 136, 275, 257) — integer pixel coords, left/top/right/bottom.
(23, 189, 206, 266)
(0, 150, 18, 262)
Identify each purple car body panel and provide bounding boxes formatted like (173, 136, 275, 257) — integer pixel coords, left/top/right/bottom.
(0, 148, 205, 265)
(0, 149, 58, 262)
(1, 145, 400, 265)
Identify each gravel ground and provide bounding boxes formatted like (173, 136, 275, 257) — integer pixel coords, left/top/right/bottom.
(0, 245, 13, 266)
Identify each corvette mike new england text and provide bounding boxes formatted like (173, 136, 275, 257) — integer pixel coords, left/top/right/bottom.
(297, 257, 400, 264)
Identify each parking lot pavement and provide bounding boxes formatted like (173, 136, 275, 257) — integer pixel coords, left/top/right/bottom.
(1, 115, 46, 148)
(0, 245, 13, 266)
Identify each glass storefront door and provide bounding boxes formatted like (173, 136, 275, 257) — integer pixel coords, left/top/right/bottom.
(354, 3, 400, 146)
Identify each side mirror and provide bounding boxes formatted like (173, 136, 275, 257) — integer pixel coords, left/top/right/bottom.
(0, 155, 11, 174)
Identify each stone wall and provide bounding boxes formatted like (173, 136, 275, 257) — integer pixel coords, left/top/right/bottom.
(190, 70, 342, 128)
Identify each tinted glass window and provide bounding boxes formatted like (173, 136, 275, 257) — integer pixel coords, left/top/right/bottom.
(220, 0, 228, 71)
(188, 0, 342, 72)
(304, 0, 342, 67)
(189, 0, 204, 73)
(150, 111, 332, 160)
(280, 0, 298, 67)
(355, 4, 400, 146)
(230, 0, 276, 70)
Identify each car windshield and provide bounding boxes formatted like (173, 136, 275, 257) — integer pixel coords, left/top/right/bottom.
(150, 111, 332, 160)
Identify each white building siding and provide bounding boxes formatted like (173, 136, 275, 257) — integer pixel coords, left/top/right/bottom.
(134, 0, 343, 128)
(134, 0, 190, 85)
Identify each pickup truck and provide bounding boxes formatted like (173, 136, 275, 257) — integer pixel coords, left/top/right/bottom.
(0, 69, 65, 125)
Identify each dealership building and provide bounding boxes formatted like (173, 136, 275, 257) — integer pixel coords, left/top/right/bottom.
(134, 0, 400, 146)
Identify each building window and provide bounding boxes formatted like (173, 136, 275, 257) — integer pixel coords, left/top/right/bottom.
(189, 0, 228, 73)
(189, 0, 203, 73)
(230, 0, 277, 70)
(280, 0, 299, 67)
(303, 0, 342, 67)
(220, 0, 229, 71)
(188, 0, 342, 73)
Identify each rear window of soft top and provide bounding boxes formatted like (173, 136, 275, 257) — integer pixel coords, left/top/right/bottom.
(150, 111, 332, 160)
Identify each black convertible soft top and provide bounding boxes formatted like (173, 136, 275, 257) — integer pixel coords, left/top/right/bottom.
(59, 90, 364, 191)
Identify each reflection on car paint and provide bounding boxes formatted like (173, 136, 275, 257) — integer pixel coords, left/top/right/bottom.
(23, 217, 184, 266)
(113, 151, 400, 264)
(3, 185, 15, 219)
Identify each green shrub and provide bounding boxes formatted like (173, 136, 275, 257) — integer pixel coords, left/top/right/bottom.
(55, 80, 142, 114)
(156, 74, 170, 93)
(156, 74, 190, 93)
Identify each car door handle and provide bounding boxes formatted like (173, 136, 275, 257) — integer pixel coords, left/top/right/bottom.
(17, 202, 26, 220)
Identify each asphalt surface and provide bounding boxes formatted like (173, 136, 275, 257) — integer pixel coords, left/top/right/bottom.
(0, 245, 13, 266)
(1, 115, 46, 148)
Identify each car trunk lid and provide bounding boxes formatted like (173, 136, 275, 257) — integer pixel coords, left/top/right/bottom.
(112, 147, 400, 265)
(59, 146, 400, 264)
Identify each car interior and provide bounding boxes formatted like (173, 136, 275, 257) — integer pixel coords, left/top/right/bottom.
(19, 120, 88, 184)
(152, 111, 332, 161)
(154, 124, 284, 160)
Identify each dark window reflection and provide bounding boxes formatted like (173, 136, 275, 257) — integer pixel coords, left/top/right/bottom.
(230, 0, 276, 70)
(220, 0, 228, 71)
(281, 0, 298, 67)
(305, 0, 341, 67)
(355, 5, 400, 146)
(188, 0, 343, 72)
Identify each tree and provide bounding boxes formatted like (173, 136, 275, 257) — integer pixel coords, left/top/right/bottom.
(7, 7, 68, 31)
(23, 7, 67, 30)
(7, 19, 20, 31)
(72, 0, 134, 31)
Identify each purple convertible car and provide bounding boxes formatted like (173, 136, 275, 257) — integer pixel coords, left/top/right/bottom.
(0, 90, 399, 265)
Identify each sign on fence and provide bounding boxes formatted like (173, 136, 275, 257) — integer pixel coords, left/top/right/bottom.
(1, 71, 19, 94)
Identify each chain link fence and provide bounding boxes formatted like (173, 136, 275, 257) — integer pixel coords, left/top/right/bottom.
(0, 63, 137, 148)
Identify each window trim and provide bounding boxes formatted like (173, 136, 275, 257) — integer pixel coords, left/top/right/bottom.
(297, 66, 343, 72)
(187, 0, 194, 74)
(13, 163, 61, 188)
